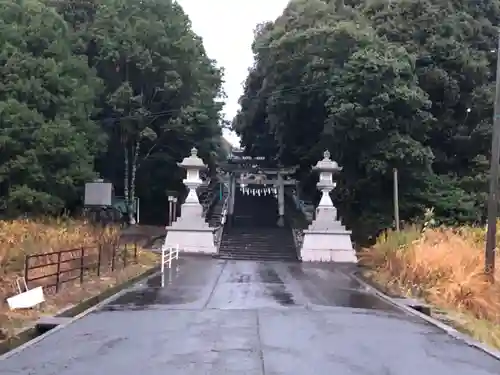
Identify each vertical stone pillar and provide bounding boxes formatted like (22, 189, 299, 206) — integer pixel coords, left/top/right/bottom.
(227, 173, 235, 226)
(277, 173, 285, 227)
(229, 173, 236, 215)
(168, 196, 173, 225)
(163, 148, 216, 254)
(172, 197, 178, 222)
(300, 150, 357, 263)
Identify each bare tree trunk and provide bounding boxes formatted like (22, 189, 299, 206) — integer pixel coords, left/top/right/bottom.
(123, 143, 131, 225)
(129, 139, 140, 225)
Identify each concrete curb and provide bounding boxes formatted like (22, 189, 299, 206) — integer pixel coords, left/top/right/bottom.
(350, 272, 500, 361)
(0, 266, 160, 361)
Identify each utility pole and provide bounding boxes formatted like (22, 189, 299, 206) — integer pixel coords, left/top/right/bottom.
(484, 31, 500, 280)
(393, 168, 400, 232)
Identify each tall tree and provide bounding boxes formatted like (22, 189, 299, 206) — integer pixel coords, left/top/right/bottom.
(364, 0, 498, 222)
(0, 0, 104, 215)
(59, 0, 225, 223)
(235, 0, 438, 239)
(234, 0, 500, 238)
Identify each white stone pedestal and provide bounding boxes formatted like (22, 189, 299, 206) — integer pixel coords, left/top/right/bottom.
(301, 231, 357, 262)
(299, 149, 358, 266)
(300, 203, 357, 263)
(163, 201, 217, 255)
(163, 147, 216, 255)
(164, 228, 216, 254)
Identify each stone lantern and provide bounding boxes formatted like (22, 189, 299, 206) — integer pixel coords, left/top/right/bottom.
(300, 150, 357, 263)
(315, 150, 341, 216)
(163, 147, 216, 255)
(178, 147, 205, 217)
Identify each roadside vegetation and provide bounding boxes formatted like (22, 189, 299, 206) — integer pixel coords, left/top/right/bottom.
(0, 218, 118, 290)
(234, 0, 498, 244)
(0, 218, 157, 342)
(0, 0, 214, 342)
(360, 212, 500, 349)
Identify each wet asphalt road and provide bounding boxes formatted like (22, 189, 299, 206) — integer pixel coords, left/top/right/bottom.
(2, 256, 500, 375)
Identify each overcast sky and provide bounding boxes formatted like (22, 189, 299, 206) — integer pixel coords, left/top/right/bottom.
(177, 0, 289, 147)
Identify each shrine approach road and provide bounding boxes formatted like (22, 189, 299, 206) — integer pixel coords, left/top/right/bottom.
(1, 256, 500, 375)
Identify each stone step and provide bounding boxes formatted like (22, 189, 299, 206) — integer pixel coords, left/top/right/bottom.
(226, 228, 291, 232)
(220, 235, 294, 241)
(217, 250, 298, 257)
(221, 235, 295, 241)
(217, 254, 299, 261)
(230, 224, 284, 228)
(219, 245, 295, 251)
(219, 244, 296, 250)
(219, 246, 295, 251)
(219, 191, 298, 261)
(225, 241, 294, 245)
(223, 233, 293, 238)
(219, 248, 296, 253)
(218, 252, 297, 258)
(222, 233, 294, 238)
(220, 241, 295, 246)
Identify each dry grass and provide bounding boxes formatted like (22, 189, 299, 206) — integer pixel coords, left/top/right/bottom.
(0, 218, 159, 341)
(0, 217, 118, 268)
(360, 224, 500, 349)
(0, 249, 158, 340)
(0, 218, 119, 296)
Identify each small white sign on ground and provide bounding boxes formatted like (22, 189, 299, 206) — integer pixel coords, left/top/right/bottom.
(7, 278, 45, 310)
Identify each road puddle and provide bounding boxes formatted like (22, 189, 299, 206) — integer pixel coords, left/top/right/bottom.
(266, 284, 296, 306)
(102, 286, 198, 310)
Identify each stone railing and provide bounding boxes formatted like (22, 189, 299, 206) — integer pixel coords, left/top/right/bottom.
(289, 191, 315, 222)
(213, 190, 229, 250)
(198, 177, 218, 217)
(284, 190, 310, 259)
(292, 228, 304, 259)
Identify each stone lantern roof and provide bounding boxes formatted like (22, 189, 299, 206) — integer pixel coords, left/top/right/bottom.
(178, 147, 206, 169)
(313, 150, 342, 172)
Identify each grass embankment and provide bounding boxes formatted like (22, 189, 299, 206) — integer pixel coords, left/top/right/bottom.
(0, 218, 158, 341)
(360, 223, 500, 349)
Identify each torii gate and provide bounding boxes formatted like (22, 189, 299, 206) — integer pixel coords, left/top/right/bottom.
(220, 151, 298, 227)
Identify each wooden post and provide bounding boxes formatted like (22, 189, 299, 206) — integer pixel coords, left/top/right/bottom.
(485, 31, 500, 280)
(123, 243, 128, 267)
(24, 256, 30, 289)
(79, 247, 85, 284)
(111, 244, 116, 271)
(173, 197, 177, 222)
(55, 252, 62, 292)
(168, 196, 173, 225)
(393, 168, 400, 231)
(97, 245, 102, 276)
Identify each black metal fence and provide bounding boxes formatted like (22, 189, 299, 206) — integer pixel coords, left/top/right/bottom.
(24, 242, 138, 293)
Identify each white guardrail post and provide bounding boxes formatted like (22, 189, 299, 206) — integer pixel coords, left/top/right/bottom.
(160, 244, 179, 287)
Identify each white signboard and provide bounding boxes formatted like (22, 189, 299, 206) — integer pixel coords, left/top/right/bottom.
(84, 182, 113, 206)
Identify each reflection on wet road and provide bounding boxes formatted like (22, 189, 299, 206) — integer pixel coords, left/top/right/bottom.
(2, 256, 500, 375)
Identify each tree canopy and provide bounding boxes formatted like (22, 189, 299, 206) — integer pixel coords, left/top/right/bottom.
(2, 0, 498, 236)
(0, 0, 225, 221)
(234, 0, 499, 241)
(0, 0, 104, 214)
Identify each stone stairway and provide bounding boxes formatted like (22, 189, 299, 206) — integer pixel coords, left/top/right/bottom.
(195, 177, 229, 227)
(197, 178, 215, 213)
(206, 183, 229, 227)
(218, 227, 298, 261)
(218, 190, 298, 261)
